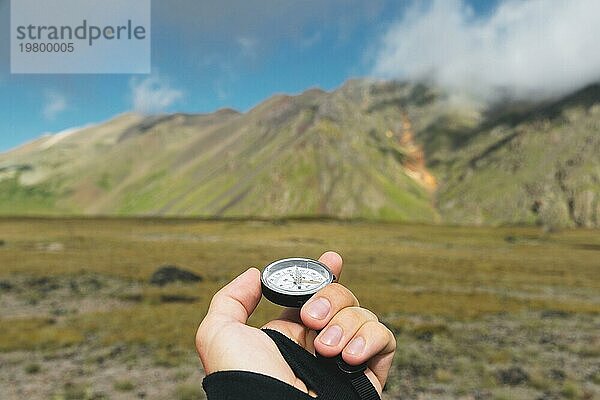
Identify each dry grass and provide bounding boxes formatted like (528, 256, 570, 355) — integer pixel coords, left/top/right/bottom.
(0, 218, 598, 349)
(0, 217, 598, 399)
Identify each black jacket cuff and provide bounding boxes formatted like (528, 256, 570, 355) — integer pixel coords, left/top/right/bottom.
(203, 370, 313, 400)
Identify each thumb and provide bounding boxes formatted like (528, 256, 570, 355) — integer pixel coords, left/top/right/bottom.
(205, 267, 262, 325)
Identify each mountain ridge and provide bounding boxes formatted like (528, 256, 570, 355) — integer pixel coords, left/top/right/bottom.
(1, 79, 598, 227)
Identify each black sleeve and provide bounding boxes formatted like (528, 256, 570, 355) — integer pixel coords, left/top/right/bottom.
(202, 329, 379, 400)
(202, 370, 313, 400)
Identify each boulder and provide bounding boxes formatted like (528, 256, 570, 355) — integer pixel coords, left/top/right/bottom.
(149, 265, 202, 286)
(496, 366, 529, 386)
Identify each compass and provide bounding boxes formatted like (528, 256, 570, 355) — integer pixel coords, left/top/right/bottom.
(261, 257, 335, 307)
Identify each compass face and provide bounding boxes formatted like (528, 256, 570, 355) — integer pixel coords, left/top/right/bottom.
(261, 258, 334, 299)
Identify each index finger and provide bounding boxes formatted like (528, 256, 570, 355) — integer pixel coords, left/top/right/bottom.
(318, 251, 343, 282)
(278, 251, 343, 321)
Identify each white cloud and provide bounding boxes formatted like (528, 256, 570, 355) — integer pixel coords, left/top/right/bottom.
(372, 0, 600, 99)
(236, 36, 258, 59)
(130, 73, 184, 114)
(42, 91, 68, 120)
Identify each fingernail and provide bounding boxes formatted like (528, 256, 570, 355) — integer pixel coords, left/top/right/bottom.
(345, 336, 366, 355)
(306, 297, 330, 320)
(320, 325, 343, 346)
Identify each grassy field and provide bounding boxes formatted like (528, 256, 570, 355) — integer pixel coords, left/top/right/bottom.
(0, 217, 598, 399)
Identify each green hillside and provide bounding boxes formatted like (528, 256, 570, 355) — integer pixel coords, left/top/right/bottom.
(431, 84, 600, 228)
(0, 79, 598, 227)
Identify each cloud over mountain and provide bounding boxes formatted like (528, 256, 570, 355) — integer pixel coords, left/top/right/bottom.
(372, 0, 600, 99)
(42, 91, 68, 120)
(130, 74, 184, 114)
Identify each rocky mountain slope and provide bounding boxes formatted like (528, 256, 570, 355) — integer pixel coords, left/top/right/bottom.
(432, 84, 600, 228)
(1, 79, 598, 227)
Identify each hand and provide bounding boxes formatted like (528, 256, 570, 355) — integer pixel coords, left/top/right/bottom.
(195, 251, 396, 396)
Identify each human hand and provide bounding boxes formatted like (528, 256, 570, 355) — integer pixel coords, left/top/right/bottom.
(195, 251, 396, 396)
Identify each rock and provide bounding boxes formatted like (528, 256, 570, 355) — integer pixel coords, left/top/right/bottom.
(535, 392, 561, 400)
(46, 242, 64, 252)
(36, 242, 64, 252)
(550, 369, 566, 381)
(539, 333, 557, 345)
(159, 294, 199, 303)
(149, 265, 202, 286)
(26, 276, 60, 293)
(541, 309, 571, 319)
(504, 235, 517, 243)
(0, 280, 13, 291)
(497, 366, 529, 386)
(472, 389, 492, 400)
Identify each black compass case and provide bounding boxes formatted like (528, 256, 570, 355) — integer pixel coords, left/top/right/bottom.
(260, 278, 317, 307)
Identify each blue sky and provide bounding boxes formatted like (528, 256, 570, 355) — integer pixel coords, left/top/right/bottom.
(9, 0, 586, 152)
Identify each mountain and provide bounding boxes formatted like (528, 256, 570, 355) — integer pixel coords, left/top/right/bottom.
(1, 79, 599, 227)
